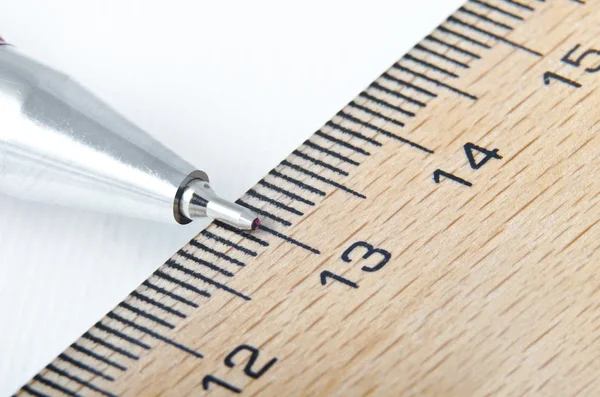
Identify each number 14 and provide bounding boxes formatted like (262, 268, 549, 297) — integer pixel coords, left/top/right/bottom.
(433, 142, 502, 188)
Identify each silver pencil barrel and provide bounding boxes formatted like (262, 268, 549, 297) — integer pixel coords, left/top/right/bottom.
(0, 43, 258, 230)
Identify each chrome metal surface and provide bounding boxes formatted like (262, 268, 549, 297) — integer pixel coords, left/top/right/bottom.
(179, 179, 259, 230)
(0, 45, 256, 227)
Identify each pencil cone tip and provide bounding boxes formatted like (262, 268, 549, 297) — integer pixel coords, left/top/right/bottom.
(234, 207, 259, 231)
(178, 180, 259, 231)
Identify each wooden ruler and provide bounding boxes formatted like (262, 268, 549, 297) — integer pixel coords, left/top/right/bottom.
(15, 0, 600, 395)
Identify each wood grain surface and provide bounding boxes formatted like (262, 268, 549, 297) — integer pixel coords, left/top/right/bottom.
(15, 0, 600, 396)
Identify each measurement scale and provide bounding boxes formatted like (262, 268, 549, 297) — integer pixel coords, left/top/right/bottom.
(14, 0, 600, 395)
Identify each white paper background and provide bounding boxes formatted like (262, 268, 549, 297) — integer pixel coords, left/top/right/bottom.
(0, 0, 463, 394)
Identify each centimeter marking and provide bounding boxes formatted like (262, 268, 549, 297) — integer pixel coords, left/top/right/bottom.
(16, 0, 594, 395)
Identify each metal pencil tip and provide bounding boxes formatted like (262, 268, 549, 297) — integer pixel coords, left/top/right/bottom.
(233, 206, 260, 231)
(178, 179, 259, 231)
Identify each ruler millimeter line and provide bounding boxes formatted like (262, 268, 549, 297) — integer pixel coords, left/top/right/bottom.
(469, 0, 525, 20)
(392, 64, 479, 100)
(70, 343, 127, 371)
(424, 34, 483, 58)
(412, 44, 471, 68)
(457, 6, 515, 30)
(45, 364, 117, 397)
(446, 16, 543, 56)
(258, 224, 321, 254)
(18, 0, 600, 395)
(503, 0, 535, 11)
